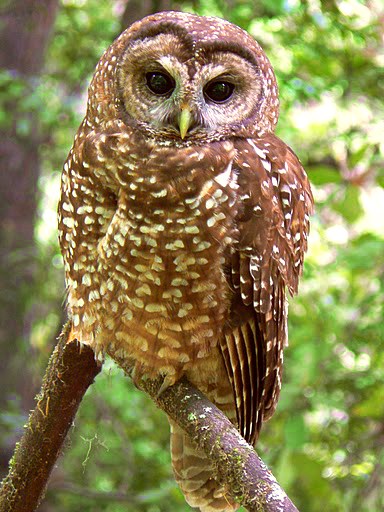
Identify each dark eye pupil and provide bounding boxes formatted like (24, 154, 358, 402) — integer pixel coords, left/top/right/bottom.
(204, 81, 234, 103)
(146, 72, 175, 95)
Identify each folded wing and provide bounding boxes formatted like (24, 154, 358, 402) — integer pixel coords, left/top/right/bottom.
(220, 133, 313, 445)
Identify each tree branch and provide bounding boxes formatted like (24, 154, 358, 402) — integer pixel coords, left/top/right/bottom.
(115, 356, 299, 512)
(0, 324, 298, 512)
(0, 323, 102, 512)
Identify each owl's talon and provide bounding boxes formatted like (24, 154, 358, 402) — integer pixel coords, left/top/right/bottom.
(129, 362, 144, 390)
(156, 376, 175, 398)
(67, 325, 77, 343)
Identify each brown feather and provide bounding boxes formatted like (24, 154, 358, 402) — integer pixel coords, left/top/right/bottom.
(219, 134, 313, 444)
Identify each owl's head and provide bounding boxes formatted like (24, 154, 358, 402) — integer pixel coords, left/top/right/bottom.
(88, 11, 279, 143)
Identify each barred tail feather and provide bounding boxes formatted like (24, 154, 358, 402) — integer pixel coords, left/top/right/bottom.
(169, 420, 239, 512)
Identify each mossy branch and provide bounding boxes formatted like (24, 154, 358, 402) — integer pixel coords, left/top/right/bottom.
(116, 357, 299, 512)
(0, 323, 102, 512)
(0, 324, 298, 512)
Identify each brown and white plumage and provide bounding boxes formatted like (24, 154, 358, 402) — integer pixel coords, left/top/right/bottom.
(58, 11, 313, 511)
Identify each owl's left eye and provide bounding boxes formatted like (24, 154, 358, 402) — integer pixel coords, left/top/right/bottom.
(204, 79, 235, 103)
(146, 72, 175, 96)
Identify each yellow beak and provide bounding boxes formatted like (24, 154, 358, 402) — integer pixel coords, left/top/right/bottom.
(178, 107, 192, 139)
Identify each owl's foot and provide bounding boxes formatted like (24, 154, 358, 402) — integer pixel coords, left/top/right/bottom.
(129, 360, 147, 389)
(129, 360, 177, 398)
(156, 374, 177, 398)
(67, 324, 77, 343)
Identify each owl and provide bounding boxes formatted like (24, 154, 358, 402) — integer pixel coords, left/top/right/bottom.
(58, 11, 313, 512)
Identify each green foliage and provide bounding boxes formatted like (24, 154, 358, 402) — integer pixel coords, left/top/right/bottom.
(3, 0, 383, 510)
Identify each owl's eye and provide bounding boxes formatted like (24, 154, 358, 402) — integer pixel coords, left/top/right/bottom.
(146, 72, 175, 96)
(204, 80, 235, 103)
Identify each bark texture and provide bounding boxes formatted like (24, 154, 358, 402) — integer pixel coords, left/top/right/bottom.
(0, 324, 101, 512)
(118, 363, 299, 512)
(120, 0, 178, 28)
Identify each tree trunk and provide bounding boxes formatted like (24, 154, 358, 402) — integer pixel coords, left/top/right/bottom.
(0, 0, 59, 477)
(120, 0, 180, 29)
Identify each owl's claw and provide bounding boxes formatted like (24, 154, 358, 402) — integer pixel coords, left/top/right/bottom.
(156, 375, 176, 398)
(128, 359, 177, 397)
(129, 361, 146, 390)
(129, 361, 172, 397)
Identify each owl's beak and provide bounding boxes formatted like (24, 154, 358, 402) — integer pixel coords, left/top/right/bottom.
(178, 107, 192, 139)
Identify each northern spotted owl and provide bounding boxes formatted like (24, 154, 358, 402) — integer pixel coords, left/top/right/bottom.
(58, 11, 313, 512)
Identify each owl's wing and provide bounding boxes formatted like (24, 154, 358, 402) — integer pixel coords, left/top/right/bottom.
(220, 133, 313, 445)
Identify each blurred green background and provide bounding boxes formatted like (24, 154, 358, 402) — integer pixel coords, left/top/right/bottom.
(0, 1, 383, 511)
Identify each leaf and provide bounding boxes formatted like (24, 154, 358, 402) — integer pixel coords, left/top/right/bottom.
(349, 143, 371, 167)
(353, 387, 384, 419)
(275, 448, 297, 489)
(284, 414, 308, 450)
(307, 165, 342, 185)
(332, 184, 364, 223)
(377, 169, 384, 188)
(339, 233, 384, 271)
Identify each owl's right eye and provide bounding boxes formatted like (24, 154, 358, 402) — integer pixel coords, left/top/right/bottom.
(146, 72, 175, 96)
